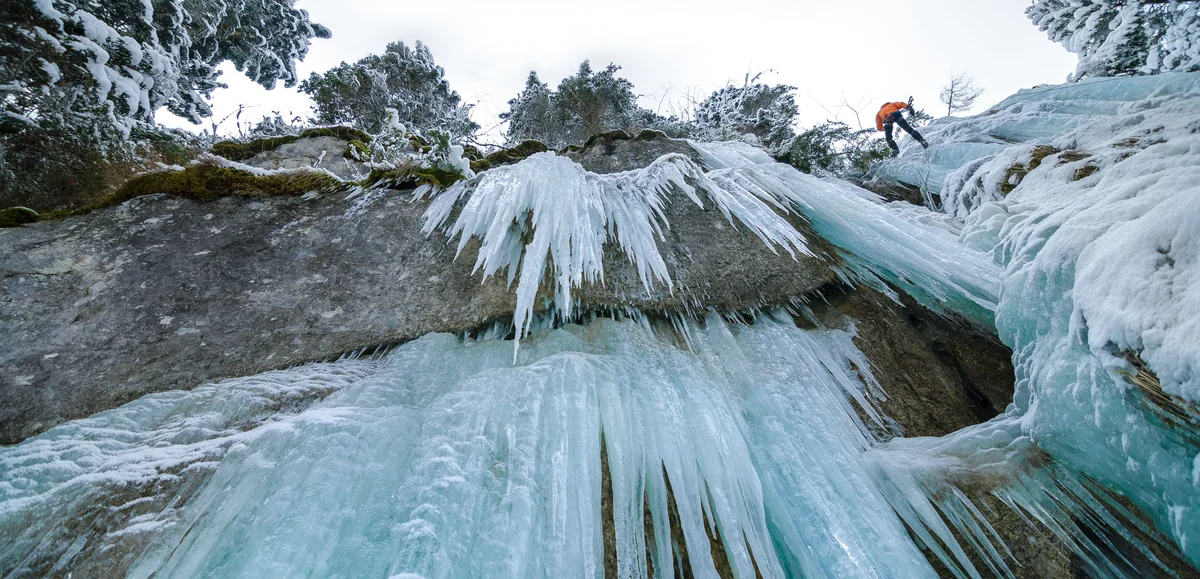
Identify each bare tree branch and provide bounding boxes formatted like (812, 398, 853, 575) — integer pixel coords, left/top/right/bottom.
(940, 72, 984, 116)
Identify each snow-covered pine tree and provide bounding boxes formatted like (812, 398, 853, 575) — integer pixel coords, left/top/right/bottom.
(500, 72, 558, 145)
(692, 75, 799, 154)
(776, 121, 889, 177)
(1027, 0, 1199, 78)
(501, 61, 654, 148)
(1149, 2, 1200, 72)
(0, 0, 330, 133)
(553, 61, 645, 145)
(299, 41, 478, 139)
(0, 0, 326, 209)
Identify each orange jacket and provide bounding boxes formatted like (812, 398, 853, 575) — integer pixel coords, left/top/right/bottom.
(875, 102, 910, 131)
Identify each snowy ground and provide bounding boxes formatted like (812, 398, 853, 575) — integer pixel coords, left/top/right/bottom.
(3, 73, 1200, 578)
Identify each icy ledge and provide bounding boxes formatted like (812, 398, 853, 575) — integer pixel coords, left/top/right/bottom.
(422, 141, 1001, 352)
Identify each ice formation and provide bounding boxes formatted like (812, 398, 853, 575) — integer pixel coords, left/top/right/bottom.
(872, 71, 1200, 568)
(4, 72, 1200, 578)
(423, 141, 999, 348)
(3, 317, 951, 578)
(422, 151, 812, 349)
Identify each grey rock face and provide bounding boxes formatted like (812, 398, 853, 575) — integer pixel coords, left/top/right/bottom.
(565, 132, 700, 174)
(241, 136, 367, 180)
(0, 170, 841, 444)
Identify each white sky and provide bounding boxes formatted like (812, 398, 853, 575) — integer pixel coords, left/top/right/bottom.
(157, 0, 1078, 141)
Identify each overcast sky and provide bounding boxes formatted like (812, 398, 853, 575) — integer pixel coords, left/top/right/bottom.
(157, 0, 1078, 141)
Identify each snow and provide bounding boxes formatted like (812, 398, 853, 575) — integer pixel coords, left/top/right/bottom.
(444, 144, 474, 178)
(872, 70, 1200, 566)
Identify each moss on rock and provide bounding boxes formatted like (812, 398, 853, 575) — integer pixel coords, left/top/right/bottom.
(0, 206, 39, 228)
(412, 166, 466, 188)
(469, 140, 549, 173)
(211, 126, 372, 161)
(34, 164, 342, 223)
(115, 164, 342, 201)
(408, 134, 433, 154)
(299, 126, 371, 143)
(1073, 164, 1100, 181)
(366, 161, 467, 190)
(344, 140, 370, 161)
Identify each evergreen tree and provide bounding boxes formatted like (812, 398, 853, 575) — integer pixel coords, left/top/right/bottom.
(501, 61, 652, 148)
(501, 72, 557, 145)
(0, 0, 327, 209)
(553, 61, 643, 143)
(299, 41, 478, 139)
(1027, 0, 1199, 78)
(692, 75, 799, 154)
(776, 122, 890, 178)
(0, 0, 329, 132)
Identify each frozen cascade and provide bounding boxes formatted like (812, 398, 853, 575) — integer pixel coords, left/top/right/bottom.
(871, 71, 1200, 567)
(686, 140, 1001, 330)
(7, 315, 958, 578)
(423, 143, 1000, 347)
(5, 73, 1199, 577)
(422, 151, 812, 352)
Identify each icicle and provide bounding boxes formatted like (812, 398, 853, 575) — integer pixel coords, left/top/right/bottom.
(2, 316, 953, 578)
(421, 151, 811, 358)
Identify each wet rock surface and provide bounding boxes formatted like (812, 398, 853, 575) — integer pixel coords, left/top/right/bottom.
(850, 174, 930, 207)
(800, 283, 1013, 439)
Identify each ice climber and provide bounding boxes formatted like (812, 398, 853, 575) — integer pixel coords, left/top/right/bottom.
(876, 97, 929, 157)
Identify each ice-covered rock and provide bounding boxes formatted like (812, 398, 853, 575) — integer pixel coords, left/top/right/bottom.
(871, 71, 1200, 571)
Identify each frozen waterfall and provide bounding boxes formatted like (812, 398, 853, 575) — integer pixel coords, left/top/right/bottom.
(4, 316, 953, 578)
(5, 73, 1200, 578)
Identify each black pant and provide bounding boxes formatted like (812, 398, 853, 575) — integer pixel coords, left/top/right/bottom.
(884, 111, 924, 153)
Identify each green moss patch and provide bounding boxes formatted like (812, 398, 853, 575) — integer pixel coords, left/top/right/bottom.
(461, 145, 484, 161)
(366, 161, 468, 190)
(408, 134, 433, 154)
(0, 207, 39, 228)
(299, 126, 371, 142)
(469, 140, 549, 173)
(115, 164, 342, 201)
(33, 164, 342, 224)
(344, 140, 369, 160)
(412, 166, 467, 188)
(211, 126, 372, 161)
